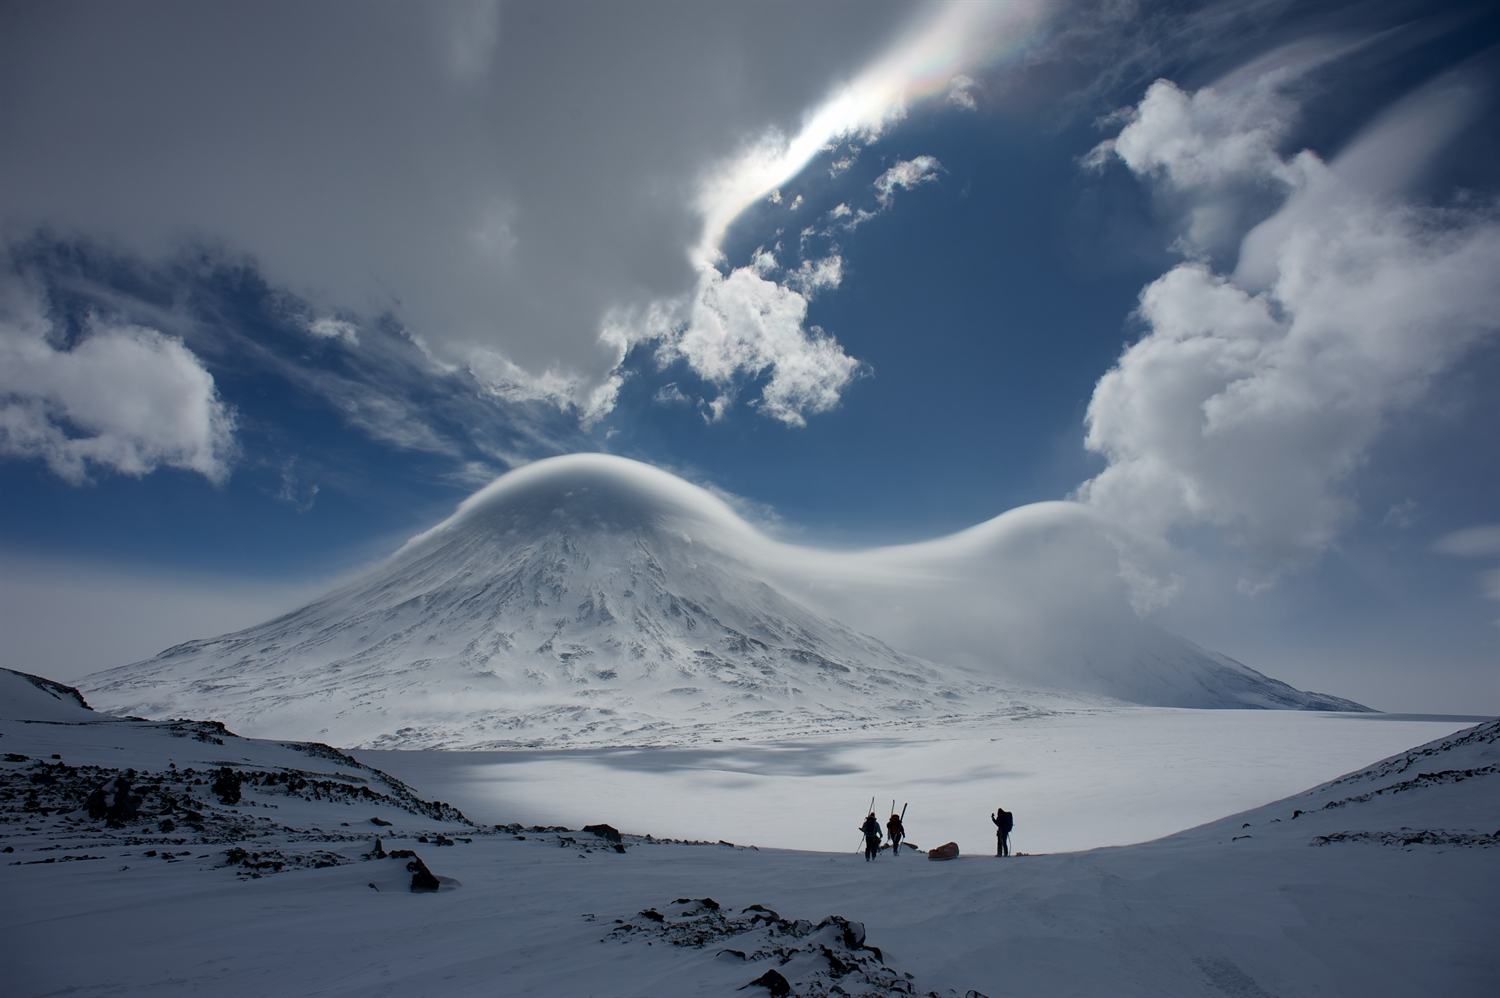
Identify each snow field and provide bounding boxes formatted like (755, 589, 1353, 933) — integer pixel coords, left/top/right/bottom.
(365, 707, 1482, 853)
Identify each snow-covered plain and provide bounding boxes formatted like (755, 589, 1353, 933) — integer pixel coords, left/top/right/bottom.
(364, 708, 1482, 854)
(5, 668, 1496, 997)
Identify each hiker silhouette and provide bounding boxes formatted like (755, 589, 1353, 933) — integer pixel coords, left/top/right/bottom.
(991, 806, 1013, 857)
(886, 812, 905, 856)
(860, 812, 883, 861)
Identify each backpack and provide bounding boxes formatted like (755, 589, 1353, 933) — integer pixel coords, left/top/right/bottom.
(1000, 811, 1014, 834)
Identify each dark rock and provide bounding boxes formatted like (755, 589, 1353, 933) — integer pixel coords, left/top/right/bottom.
(612, 842, 626, 854)
(210, 767, 242, 805)
(407, 855, 440, 892)
(388, 849, 416, 859)
(717, 839, 735, 847)
(370, 817, 393, 827)
(105, 777, 141, 827)
(674, 897, 719, 910)
(583, 823, 622, 843)
(739, 969, 791, 997)
(821, 944, 855, 977)
(368, 837, 387, 859)
(158, 818, 175, 833)
(639, 908, 665, 922)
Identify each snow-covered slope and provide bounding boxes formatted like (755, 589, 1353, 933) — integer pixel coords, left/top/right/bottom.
(83, 455, 1363, 748)
(3, 667, 1492, 998)
(0, 667, 97, 722)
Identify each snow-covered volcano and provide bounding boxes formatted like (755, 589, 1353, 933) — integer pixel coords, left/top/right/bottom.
(83, 455, 1363, 747)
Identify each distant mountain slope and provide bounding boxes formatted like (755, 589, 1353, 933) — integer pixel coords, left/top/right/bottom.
(83, 455, 1365, 748)
(0, 668, 97, 722)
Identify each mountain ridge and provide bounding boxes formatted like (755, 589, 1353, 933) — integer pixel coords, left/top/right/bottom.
(83, 455, 1367, 747)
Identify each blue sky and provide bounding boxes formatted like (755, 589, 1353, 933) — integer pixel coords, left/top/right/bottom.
(1, 0, 1497, 711)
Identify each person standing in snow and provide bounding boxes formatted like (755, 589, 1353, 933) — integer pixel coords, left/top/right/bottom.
(860, 811, 883, 861)
(991, 806, 1013, 857)
(886, 811, 905, 857)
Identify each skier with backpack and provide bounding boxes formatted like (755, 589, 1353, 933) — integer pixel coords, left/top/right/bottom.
(886, 809, 906, 856)
(859, 811, 883, 861)
(991, 805, 1013, 857)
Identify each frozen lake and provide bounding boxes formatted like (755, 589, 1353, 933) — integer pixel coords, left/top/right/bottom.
(364, 707, 1486, 854)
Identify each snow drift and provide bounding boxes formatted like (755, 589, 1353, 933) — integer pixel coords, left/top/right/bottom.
(82, 455, 1363, 747)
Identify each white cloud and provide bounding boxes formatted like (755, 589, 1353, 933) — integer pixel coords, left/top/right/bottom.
(1079, 68, 1500, 585)
(467, 346, 623, 428)
(1090, 77, 1302, 257)
(946, 74, 978, 110)
(785, 254, 844, 296)
(874, 155, 944, 207)
(749, 247, 779, 276)
(645, 266, 862, 428)
(1432, 526, 1500, 558)
(306, 317, 360, 345)
(274, 458, 320, 513)
(653, 383, 691, 406)
(1380, 499, 1418, 530)
(0, 276, 235, 485)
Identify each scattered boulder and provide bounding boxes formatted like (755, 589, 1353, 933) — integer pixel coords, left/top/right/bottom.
(105, 776, 142, 827)
(583, 822, 622, 843)
(370, 816, 393, 827)
(210, 767, 242, 806)
(740, 969, 791, 997)
(927, 842, 960, 861)
(406, 854, 440, 892)
(639, 908, 665, 922)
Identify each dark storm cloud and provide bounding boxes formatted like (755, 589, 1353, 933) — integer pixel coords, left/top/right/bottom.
(0, 0, 916, 395)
